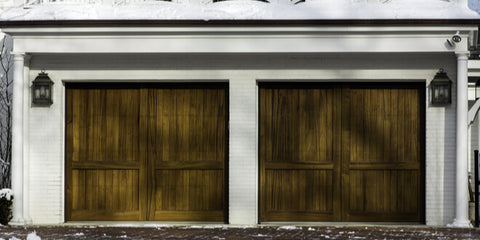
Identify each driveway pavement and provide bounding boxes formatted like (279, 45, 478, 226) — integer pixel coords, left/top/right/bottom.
(1, 224, 480, 239)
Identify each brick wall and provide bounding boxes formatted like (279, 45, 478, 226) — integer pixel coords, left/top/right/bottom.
(229, 78, 258, 224)
(425, 67, 457, 226)
(28, 72, 65, 223)
(26, 53, 457, 225)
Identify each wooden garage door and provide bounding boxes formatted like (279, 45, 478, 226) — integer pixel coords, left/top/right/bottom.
(66, 83, 227, 221)
(259, 83, 424, 222)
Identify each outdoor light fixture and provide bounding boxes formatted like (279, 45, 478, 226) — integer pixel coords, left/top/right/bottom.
(32, 70, 53, 105)
(430, 69, 452, 105)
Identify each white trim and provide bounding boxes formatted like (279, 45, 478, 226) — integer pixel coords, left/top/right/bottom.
(4, 26, 477, 34)
(22, 54, 31, 224)
(5, 26, 477, 54)
(59, 75, 66, 224)
(449, 52, 472, 228)
(11, 52, 25, 225)
(468, 99, 480, 125)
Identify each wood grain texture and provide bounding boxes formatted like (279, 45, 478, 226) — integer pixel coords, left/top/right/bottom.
(147, 87, 226, 221)
(67, 87, 144, 221)
(259, 85, 338, 221)
(66, 84, 227, 222)
(259, 83, 424, 222)
(342, 85, 424, 222)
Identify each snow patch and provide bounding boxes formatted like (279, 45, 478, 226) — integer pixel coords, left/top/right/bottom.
(277, 226, 301, 230)
(308, 227, 315, 231)
(0, 0, 478, 20)
(255, 234, 270, 237)
(0, 189, 12, 201)
(182, 225, 226, 229)
(98, 224, 172, 228)
(9, 237, 20, 240)
(73, 233, 84, 236)
(26, 232, 41, 240)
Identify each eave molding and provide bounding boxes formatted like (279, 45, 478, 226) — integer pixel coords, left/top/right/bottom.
(3, 23, 476, 54)
(1, 19, 480, 27)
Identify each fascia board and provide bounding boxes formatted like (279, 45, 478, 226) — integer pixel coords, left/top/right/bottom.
(6, 25, 477, 54)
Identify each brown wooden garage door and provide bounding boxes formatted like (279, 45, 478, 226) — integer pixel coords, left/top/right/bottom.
(66, 83, 227, 221)
(259, 83, 424, 222)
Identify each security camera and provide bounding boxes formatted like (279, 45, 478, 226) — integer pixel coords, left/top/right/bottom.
(446, 32, 462, 47)
(452, 32, 462, 43)
(447, 38, 455, 47)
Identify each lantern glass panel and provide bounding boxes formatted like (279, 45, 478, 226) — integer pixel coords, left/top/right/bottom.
(430, 69, 452, 105)
(40, 85, 46, 97)
(431, 81, 451, 104)
(34, 87, 40, 100)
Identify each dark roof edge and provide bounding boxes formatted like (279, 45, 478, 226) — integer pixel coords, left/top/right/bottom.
(0, 19, 480, 27)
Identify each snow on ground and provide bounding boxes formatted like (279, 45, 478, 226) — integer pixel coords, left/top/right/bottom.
(0, 189, 12, 201)
(0, 0, 479, 21)
(277, 225, 302, 230)
(26, 232, 41, 240)
(0, 225, 479, 239)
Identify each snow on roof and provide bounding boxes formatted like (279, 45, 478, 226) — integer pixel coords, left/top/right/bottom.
(0, 0, 479, 21)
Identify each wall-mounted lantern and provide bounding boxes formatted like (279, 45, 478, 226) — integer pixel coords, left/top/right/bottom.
(32, 70, 53, 105)
(431, 69, 452, 105)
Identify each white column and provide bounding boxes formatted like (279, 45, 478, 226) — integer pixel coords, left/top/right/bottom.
(451, 52, 471, 227)
(11, 52, 24, 225)
(229, 78, 258, 224)
(22, 55, 31, 224)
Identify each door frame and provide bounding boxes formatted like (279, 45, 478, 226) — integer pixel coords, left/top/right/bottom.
(257, 82, 426, 223)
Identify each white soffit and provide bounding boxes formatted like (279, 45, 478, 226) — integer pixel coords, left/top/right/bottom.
(5, 25, 477, 54)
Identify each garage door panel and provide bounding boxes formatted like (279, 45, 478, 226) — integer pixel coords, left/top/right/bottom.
(67, 87, 145, 221)
(149, 88, 226, 164)
(348, 88, 420, 164)
(263, 170, 333, 212)
(342, 85, 424, 222)
(70, 88, 141, 163)
(70, 210, 142, 221)
(347, 170, 420, 213)
(147, 86, 227, 221)
(154, 170, 224, 212)
(260, 83, 424, 222)
(152, 211, 224, 221)
(260, 85, 338, 221)
(71, 169, 140, 212)
(261, 88, 334, 164)
(67, 84, 226, 222)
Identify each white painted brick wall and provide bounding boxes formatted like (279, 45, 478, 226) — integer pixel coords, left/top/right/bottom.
(25, 53, 458, 225)
(229, 78, 258, 224)
(425, 65, 457, 226)
(27, 71, 64, 224)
